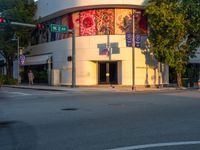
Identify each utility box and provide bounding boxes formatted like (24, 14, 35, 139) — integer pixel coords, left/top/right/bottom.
(51, 69, 60, 86)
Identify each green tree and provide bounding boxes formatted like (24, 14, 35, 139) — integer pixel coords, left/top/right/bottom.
(145, 0, 200, 87)
(0, 0, 36, 77)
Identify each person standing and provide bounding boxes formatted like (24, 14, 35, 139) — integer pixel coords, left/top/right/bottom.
(28, 70, 34, 85)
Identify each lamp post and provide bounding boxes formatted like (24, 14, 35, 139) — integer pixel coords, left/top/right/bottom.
(132, 11, 141, 91)
(132, 13, 136, 91)
(12, 34, 20, 84)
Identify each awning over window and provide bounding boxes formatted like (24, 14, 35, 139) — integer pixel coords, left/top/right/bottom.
(24, 55, 51, 66)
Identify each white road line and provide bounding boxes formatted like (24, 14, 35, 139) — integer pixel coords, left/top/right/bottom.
(108, 141, 200, 150)
(4, 91, 32, 96)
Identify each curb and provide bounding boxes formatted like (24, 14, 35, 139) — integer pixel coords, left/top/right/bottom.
(3, 85, 72, 92)
(2, 85, 197, 93)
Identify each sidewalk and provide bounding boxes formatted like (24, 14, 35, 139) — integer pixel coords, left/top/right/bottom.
(3, 84, 194, 93)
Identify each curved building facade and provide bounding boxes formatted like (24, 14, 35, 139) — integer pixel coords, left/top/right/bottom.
(25, 0, 169, 86)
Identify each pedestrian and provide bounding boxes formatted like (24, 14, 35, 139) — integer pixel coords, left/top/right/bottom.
(28, 70, 34, 85)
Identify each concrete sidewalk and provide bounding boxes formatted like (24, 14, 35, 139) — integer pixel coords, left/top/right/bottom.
(3, 84, 194, 93)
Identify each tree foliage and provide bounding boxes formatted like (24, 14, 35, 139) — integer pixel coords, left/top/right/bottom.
(145, 0, 200, 87)
(0, 0, 36, 76)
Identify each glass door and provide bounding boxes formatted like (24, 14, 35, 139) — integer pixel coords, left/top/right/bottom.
(99, 62, 118, 84)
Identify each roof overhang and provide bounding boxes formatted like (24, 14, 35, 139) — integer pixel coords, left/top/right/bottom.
(24, 54, 52, 66)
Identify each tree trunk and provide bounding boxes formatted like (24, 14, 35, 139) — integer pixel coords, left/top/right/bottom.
(6, 58, 13, 78)
(176, 72, 182, 88)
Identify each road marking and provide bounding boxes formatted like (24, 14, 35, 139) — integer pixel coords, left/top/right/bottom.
(108, 141, 200, 150)
(3, 91, 32, 96)
(11, 92, 32, 95)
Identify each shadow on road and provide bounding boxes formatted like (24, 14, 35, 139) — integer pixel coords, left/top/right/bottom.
(0, 120, 38, 150)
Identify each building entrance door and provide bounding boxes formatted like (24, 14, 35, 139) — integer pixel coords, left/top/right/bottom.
(99, 62, 118, 84)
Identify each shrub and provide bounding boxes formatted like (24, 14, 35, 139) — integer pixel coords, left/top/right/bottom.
(0, 74, 6, 87)
(0, 75, 18, 86)
(5, 77, 18, 85)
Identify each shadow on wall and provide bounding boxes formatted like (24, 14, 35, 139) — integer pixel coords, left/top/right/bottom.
(141, 35, 168, 87)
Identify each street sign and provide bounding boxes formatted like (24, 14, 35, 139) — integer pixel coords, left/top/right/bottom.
(50, 24, 68, 33)
(19, 55, 25, 65)
(126, 32, 133, 47)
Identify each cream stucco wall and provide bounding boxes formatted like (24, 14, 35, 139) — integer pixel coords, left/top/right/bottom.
(29, 0, 170, 86)
(28, 35, 169, 86)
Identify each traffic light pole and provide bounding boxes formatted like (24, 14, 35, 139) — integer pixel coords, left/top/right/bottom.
(17, 37, 20, 84)
(11, 22, 77, 88)
(10, 21, 36, 28)
(9, 21, 35, 84)
(1, 19, 77, 87)
(71, 29, 76, 88)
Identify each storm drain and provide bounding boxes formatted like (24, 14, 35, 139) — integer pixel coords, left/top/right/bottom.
(61, 108, 78, 111)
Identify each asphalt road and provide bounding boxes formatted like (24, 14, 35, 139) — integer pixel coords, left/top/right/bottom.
(0, 87, 200, 150)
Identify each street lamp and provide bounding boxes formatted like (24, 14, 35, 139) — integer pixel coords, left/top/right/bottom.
(132, 11, 141, 91)
(11, 33, 20, 84)
(132, 13, 136, 91)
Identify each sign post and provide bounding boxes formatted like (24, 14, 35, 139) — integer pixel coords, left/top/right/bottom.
(132, 14, 136, 91)
(49, 24, 76, 88)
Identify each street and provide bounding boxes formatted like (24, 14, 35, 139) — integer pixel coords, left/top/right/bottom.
(0, 87, 200, 150)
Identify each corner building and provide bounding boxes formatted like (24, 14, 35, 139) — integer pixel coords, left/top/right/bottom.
(26, 0, 169, 86)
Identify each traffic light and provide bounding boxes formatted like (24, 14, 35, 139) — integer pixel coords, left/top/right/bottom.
(36, 23, 45, 29)
(0, 17, 9, 25)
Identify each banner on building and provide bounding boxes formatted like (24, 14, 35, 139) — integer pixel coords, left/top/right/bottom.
(126, 32, 133, 47)
(19, 55, 25, 65)
(135, 33, 141, 48)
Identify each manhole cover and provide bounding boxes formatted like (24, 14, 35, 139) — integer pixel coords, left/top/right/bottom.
(61, 108, 78, 111)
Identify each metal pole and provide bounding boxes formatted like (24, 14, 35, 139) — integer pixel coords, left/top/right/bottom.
(17, 37, 20, 84)
(71, 29, 76, 88)
(48, 58, 51, 85)
(132, 13, 136, 90)
(106, 28, 111, 60)
(10, 21, 36, 28)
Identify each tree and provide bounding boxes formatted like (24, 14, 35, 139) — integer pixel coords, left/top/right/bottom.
(145, 0, 200, 87)
(0, 0, 36, 77)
